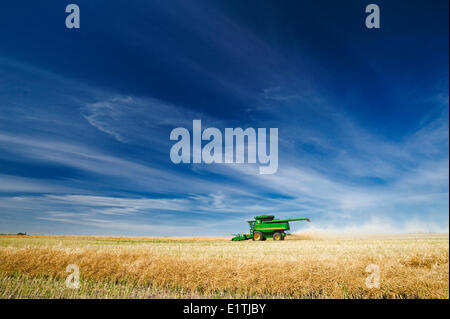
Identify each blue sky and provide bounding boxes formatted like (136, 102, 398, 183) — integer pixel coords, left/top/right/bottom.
(0, 0, 448, 236)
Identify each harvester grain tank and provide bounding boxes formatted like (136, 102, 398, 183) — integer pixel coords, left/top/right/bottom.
(231, 215, 310, 241)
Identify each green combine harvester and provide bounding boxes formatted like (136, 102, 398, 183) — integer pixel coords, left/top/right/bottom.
(231, 215, 310, 241)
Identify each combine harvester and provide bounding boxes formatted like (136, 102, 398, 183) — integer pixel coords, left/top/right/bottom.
(231, 215, 310, 241)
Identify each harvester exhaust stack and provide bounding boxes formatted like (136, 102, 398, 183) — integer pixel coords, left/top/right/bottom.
(231, 215, 310, 241)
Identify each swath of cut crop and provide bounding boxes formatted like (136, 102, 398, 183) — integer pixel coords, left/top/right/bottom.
(0, 235, 448, 298)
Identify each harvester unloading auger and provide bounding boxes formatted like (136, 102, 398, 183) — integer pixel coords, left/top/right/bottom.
(231, 215, 310, 241)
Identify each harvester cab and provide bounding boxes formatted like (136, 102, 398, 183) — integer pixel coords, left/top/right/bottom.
(231, 215, 310, 241)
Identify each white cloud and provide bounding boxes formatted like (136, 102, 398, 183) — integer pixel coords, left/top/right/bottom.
(297, 216, 449, 238)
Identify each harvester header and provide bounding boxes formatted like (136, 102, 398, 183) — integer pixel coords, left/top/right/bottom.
(232, 215, 310, 241)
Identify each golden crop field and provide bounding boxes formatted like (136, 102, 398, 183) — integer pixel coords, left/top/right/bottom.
(0, 234, 448, 299)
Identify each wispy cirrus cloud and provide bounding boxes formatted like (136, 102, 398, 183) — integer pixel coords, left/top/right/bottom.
(0, 1, 448, 236)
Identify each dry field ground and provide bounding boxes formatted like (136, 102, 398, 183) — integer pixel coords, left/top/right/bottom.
(0, 233, 448, 299)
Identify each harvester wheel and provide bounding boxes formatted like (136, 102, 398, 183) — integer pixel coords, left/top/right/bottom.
(253, 231, 264, 241)
(273, 232, 283, 241)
